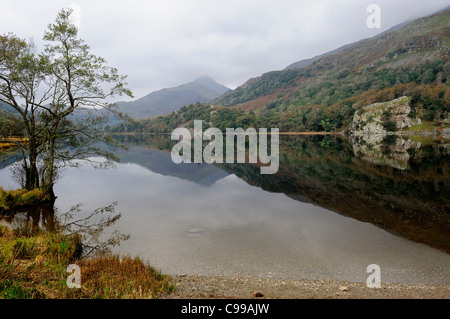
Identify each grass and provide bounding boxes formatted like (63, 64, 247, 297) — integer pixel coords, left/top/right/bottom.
(0, 187, 175, 299)
(0, 224, 174, 299)
(0, 225, 82, 298)
(407, 122, 436, 132)
(0, 188, 51, 213)
(76, 256, 174, 299)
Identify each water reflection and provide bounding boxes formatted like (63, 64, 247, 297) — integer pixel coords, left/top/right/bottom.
(58, 202, 130, 258)
(217, 134, 450, 254)
(113, 134, 229, 186)
(0, 133, 449, 284)
(113, 133, 450, 254)
(0, 200, 129, 259)
(0, 203, 57, 233)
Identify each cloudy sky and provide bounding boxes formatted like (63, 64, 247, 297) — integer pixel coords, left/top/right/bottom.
(1, 0, 448, 100)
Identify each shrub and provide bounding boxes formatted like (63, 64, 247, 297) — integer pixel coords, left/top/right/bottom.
(424, 110, 435, 121)
(382, 121, 397, 132)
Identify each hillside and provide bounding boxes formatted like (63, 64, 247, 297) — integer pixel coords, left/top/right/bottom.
(283, 16, 415, 71)
(213, 9, 449, 110)
(117, 77, 229, 119)
(0, 101, 18, 114)
(112, 8, 450, 134)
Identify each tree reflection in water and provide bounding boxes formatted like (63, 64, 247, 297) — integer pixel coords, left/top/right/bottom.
(0, 201, 130, 259)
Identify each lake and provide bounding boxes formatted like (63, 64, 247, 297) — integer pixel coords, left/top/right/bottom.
(1, 134, 449, 285)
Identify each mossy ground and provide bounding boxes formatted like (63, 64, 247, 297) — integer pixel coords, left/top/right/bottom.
(0, 188, 51, 213)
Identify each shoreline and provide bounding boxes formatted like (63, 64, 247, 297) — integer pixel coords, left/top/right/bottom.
(108, 131, 344, 136)
(162, 274, 450, 299)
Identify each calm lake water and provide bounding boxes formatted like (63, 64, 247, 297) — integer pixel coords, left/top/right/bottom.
(1, 134, 449, 284)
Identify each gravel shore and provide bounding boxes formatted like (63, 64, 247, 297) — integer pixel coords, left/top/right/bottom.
(162, 275, 450, 299)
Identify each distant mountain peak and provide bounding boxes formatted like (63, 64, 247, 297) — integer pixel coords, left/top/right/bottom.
(192, 76, 230, 95)
(117, 77, 230, 119)
(194, 76, 215, 83)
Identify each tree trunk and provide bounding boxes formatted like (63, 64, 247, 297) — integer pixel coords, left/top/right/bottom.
(26, 137, 40, 190)
(42, 137, 56, 200)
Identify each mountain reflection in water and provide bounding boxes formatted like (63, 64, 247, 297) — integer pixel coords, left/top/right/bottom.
(113, 134, 450, 254)
(1, 133, 449, 284)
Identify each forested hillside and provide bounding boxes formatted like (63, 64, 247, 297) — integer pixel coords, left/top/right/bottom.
(110, 9, 450, 134)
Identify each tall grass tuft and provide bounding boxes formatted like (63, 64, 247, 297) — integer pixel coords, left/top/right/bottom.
(77, 256, 174, 299)
(0, 224, 174, 299)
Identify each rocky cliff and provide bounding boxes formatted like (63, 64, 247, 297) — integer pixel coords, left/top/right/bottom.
(350, 96, 421, 135)
(349, 95, 450, 138)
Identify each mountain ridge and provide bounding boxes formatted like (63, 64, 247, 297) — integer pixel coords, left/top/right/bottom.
(109, 7, 449, 134)
(211, 8, 449, 113)
(0, 101, 19, 114)
(117, 76, 229, 119)
(284, 16, 415, 71)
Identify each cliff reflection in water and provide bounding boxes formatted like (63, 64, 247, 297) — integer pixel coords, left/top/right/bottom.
(114, 133, 450, 254)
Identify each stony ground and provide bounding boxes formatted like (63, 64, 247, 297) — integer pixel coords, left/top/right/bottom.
(161, 275, 450, 299)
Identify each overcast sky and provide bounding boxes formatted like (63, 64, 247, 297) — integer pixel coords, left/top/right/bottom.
(1, 0, 448, 100)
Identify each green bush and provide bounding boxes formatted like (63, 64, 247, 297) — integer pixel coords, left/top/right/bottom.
(424, 110, 435, 121)
(382, 121, 397, 132)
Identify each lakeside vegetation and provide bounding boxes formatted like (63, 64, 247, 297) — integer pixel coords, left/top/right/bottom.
(0, 186, 174, 299)
(106, 84, 449, 134)
(0, 186, 175, 299)
(0, 224, 174, 298)
(0, 188, 51, 214)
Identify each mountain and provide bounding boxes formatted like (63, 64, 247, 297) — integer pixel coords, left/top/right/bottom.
(284, 18, 413, 71)
(208, 9, 449, 127)
(115, 8, 449, 134)
(0, 101, 19, 114)
(117, 77, 230, 119)
(213, 8, 449, 108)
(114, 139, 229, 186)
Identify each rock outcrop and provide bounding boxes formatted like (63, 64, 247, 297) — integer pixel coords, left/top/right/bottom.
(350, 96, 422, 135)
